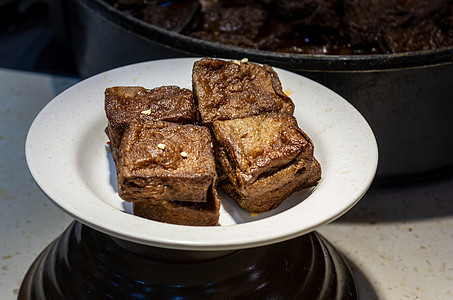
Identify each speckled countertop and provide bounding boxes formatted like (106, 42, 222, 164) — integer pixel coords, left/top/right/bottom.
(1, 68, 452, 299)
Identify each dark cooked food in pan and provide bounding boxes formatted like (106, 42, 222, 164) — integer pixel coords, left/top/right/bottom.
(192, 58, 294, 126)
(138, 0, 200, 32)
(104, 0, 453, 54)
(105, 0, 201, 33)
(105, 85, 196, 161)
(116, 120, 217, 204)
(212, 113, 321, 213)
(189, 4, 269, 49)
(343, 0, 453, 53)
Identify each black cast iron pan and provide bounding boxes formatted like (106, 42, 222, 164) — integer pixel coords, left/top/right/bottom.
(22, 0, 453, 180)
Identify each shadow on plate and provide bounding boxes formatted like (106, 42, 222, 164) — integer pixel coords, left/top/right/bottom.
(220, 188, 314, 224)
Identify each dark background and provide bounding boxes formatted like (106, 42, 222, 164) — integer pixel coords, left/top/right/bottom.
(0, 0, 78, 77)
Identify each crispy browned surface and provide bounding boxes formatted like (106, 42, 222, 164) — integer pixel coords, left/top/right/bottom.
(132, 185, 220, 226)
(105, 85, 197, 160)
(220, 158, 321, 213)
(213, 113, 306, 186)
(117, 120, 216, 203)
(212, 114, 321, 213)
(192, 58, 294, 126)
(105, 59, 322, 222)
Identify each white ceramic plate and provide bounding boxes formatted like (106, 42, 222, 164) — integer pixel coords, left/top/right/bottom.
(26, 58, 378, 251)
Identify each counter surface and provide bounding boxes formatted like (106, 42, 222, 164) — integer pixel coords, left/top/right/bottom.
(0, 68, 452, 299)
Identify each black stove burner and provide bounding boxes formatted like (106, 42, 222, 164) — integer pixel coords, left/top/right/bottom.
(19, 222, 358, 299)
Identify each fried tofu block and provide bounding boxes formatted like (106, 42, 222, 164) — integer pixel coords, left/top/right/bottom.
(192, 58, 294, 126)
(117, 121, 217, 204)
(132, 185, 220, 226)
(105, 85, 197, 161)
(212, 114, 321, 213)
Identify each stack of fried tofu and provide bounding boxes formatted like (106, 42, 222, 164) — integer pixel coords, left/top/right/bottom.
(105, 58, 321, 226)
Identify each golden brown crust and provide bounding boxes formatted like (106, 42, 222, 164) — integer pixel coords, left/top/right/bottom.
(132, 185, 220, 226)
(212, 114, 321, 213)
(220, 157, 321, 213)
(117, 121, 217, 204)
(192, 58, 295, 126)
(105, 85, 197, 161)
(104, 58, 321, 224)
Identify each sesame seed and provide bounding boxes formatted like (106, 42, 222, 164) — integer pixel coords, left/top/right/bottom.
(241, 58, 248, 63)
(180, 151, 188, 158)
(157, 143, 166, 150)
(141, 108, 152, 115)
(233, 60, 241, 65)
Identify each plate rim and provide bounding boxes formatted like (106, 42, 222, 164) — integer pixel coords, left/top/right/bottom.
(25, 57, 378, 251)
